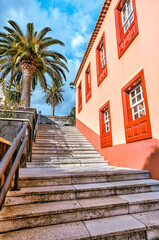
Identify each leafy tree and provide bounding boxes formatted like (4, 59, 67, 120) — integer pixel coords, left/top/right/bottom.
(0, 20, 68, 107)
(0, 78, 23, 118)
(43, 81, 64, 116)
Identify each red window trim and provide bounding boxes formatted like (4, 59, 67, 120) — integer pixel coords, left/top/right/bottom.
(78, 81, 82, 113)
(99, 100, 113, 148)
(121, 69, 152, 143)
(114, 0, 139, 58)
(85, 62, 92, 103)
(96, 32, 107, 87)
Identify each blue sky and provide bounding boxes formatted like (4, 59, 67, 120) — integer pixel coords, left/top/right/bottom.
(0, 0, 104, 116)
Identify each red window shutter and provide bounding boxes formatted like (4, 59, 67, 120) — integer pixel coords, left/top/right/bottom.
(99, 100, 113, 148)
(96, 32, 108, 87)
(122, 69, 152, 143)
(114, 0, 139, 58)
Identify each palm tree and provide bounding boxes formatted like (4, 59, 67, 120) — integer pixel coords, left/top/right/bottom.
(0, 20, 68, 107)
(43, 81, 64, 116)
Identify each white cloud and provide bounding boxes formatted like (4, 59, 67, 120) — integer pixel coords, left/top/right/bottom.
(72, 34, 85, 49)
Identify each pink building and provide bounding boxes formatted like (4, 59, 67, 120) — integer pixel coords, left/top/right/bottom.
(74, 0, 159, 180)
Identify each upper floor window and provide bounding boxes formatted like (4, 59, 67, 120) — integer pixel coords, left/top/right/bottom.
(122, 0, 134, 33)
(96, 32, 107, 86)
(100, 43, 105, 68)
(78, 81, 82, 113)
(114, 0, 139, 58)
(121, 70, 152, 143)
(85, 63, 92, 103)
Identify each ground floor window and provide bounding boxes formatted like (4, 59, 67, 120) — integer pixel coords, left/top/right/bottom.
(121, 69, 152, 143)
(99, 100, 112, 148)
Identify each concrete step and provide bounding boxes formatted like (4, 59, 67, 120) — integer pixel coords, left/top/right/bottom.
(27, 162, 109, 168)
(33, 142, 93, 146)
(32, 154, 103, 160)
(0, 196, 128, 233)
(0, 214, 150, 239)
(32, 150, 98, 154)
(120, 191, 159, 213)
(31, 157, 105, 163)
(6, 179, 159, 206)
(132, 210, 159, 239)
(14, 169, 150, 188)
(2, 193, 159, 234)
(33, 143, 93, 147)
(32, 146, 95, 150)
(36, 135, 87, 139)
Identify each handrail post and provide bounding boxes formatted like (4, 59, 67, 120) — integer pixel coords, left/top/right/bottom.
(30, 129, 33, 162)
(34, 110, 41, 142)
(13, 122, 22, 190)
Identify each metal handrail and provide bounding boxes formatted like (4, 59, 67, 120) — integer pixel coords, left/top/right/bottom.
(0, 122, 30, 209)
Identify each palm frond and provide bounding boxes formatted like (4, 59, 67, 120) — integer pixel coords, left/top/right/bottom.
(27, 23, 34, 42)
(37, 27, 51, 40)
(8, 20, 23, 36)
(40, 39, 64, 49)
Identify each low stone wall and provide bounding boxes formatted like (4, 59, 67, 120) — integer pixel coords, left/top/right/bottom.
(0, 110, 35, 129)
(0, 108, 37, 167)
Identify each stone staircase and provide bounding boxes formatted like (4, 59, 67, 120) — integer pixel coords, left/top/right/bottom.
(0, 124, 159, 239)
(28, 124, 108, 168)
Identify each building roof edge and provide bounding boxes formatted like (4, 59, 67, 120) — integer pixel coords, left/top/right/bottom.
(74, 0, 112, 85)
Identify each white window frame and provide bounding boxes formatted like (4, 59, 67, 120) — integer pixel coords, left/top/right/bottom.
(129, 83, 146, 120)
(100, 44, 105, 68)
(121, 0, 134, 33)
(104, 107, 110, 132)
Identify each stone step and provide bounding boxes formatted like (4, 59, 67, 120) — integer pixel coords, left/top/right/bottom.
(32, 155, 102, 159)
(32, 155, 104, 159)
(32, 150, 97, 154)
(35, 139, 90, 142)
(33, 142, 93, 146)
(120, 191, 159, 213)
(31, 158, 105, 163)
(6, 179, 159, 206)
(0, 214, 150, 239)
(36, 135, 86, 138)
(0, 196, 128, 233)
(132, 210, 159, 239)
(27, 162, 109, 168)
(32, 146, 95, 150)
(2, 192, 159, 234)
(14, 170, 150, 188)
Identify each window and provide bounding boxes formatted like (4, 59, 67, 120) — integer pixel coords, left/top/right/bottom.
(122, 0, 134, 33)
(99, 100, 112, 148)
(78, 81, 82, 113)
(100, 44, 105, 68)
(122, 70, 152, 143)
(130, 84, 145, 120)
(85, 63, 92, 102)
(114, 0, 139, 58)
(104, 106, 110, 132)
(96, 32, 107, 86)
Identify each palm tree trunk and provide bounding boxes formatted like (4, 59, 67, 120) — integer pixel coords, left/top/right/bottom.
(21, 69, 32, 107)
(52, 104, 55, 116)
